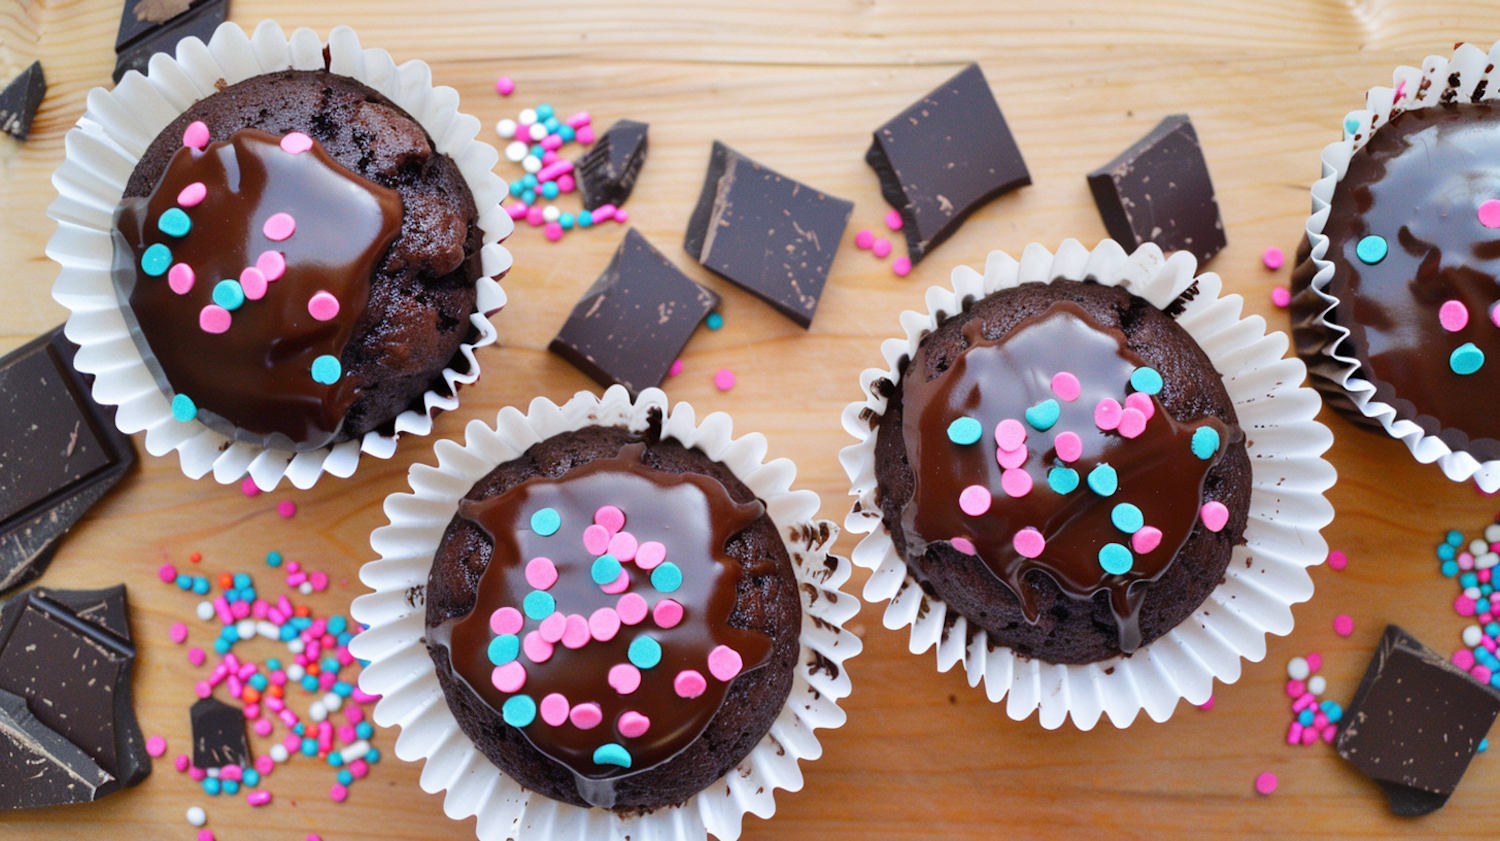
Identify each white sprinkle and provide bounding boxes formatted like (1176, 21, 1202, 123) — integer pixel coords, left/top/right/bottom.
(518, 108, 537, 126)
(495, 118, 517, 139)
(1471, 539, 1489, 556)
(286, 664, 306, 682)
(196, 602, 215, 621)
(1479, 553, 1499, 570)
(257, 621, 280, 640)
(206, 767, 220, 779)
(339, 740, 370, 763)
(1287, 656, 1310, 681)
(542, 205, 560, 223)
(522, 155, 542, 174)
(236, 619, 256, 641)
(323, 692, 344, 712)
(528, 122, 548, 142)
(1307, 675, 1327, 696)
(1485, 524, 1500, 543)
(299, 582, 313, 596)
(286, 639, 305, 655)
(504, 140, 528, 162)
(1465, 625, 1485, 647)
(269, 744, 289, 763)
(1465, 586, 1484, 601)
(186, 806, 207, 827)
(309, 702, 327, 723)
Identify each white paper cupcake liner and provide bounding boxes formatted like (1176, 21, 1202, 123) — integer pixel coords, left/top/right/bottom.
(1299, 39, 1500, 492)
(349, 385, 860, 841)
(46, 20, 513, 491)
(839, 239, 1336, 730)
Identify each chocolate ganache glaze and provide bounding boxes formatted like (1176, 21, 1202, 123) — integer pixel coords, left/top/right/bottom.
(112, 128, 403, 451)
(431, 442, 775, 807)
(899, 301, 1239, 653)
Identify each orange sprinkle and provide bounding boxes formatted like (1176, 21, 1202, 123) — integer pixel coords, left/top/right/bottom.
(218, 573, 233, 590)
(306, 664, 321, 676)
(294, 606, 311, 618)
(268, 685, 284, 699)
(242, 687, 261, 705)
(189, 551, 202, 563)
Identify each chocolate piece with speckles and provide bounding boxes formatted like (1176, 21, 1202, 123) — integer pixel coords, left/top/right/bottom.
(684, 141, 851, 328)
(576, 119, 648, 211)
(112, 0, 229, 82)
(1336, 625, 1500, 816)
(1087, 114, 1226, 264)
(0, 61, 45, 141)
(550, 229, 718, 395)
(0, 687, 116, 809)
(190, 697, 248, 769)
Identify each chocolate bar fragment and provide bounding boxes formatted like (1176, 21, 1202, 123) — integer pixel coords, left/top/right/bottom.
(32, 585, 133, 643)
(1336, 625, 1500, 816)
(0, 688, 115, 810)
(190, 697, 248, 770)
(866, 63, 1030, 266)
(550, 229, 718, 395)
(0, 328, 135, 594)
(0, 61, 45, 141)
(1087, 114, 1227, 264)
(113, 0, 229, 83)
(684, 141, 852, 328)
(577, 119, 648, 211)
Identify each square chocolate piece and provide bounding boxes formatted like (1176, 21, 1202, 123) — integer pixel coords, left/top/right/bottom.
(1087, 114, 1227, 264)
(113, 0, 229, 83)
(550, 229, 719, 395)
(0, 687, 116, 809)
(0, 61, 45, 141)
(577, 119, 648, 211)
(866, 63, 1030, 266)
(190, 697, 249, 770)
(1336, 625, 1500, 816)
(684, 141, 852, 328)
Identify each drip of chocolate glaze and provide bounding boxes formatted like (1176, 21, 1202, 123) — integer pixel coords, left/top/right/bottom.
(900, 302, 1234, 652)
(112, 128, 402, 451)
(431, 443, 775, 807)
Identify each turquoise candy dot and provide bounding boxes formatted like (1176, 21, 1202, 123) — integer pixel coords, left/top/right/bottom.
(1451, 342, 1485, 375)
(1098, 543, 1134, 575)
(310, 354, 342, 385)
(171, 393, 197, 422)
(947, 417, 982, 445)
(1298, 707, 1315, 727)
(542, 181, 560, 200)
(141, 243, 172, 276)
(522, 174, 539, 189)
(706, 312, 724, 330)
(1480, 737, 1489, 753)
(1447, 530, 1466, 547)
(212, 279, 245, 311)
(1344, 115, 1361, 135)
(559, 213, 575, 230)
(509, 181, 525, 197)
(158, 207, 192, 237)
(578, 211, 594, 228)
(651, 562, 683, 593)
(521, 189, 536, 205)
(1130, 366, 1163, 396)
(1441, 560, 1460, 577)
(1024, 398, 1061, 432)
(1437, 543, 1456, 561)
(592, 554, 623, 585)
(537, 104, 555, 120)
(530, 507, 561, 536)
(1048, 467, 1079, 494)
(593, 743, 632, 768)
(559, 125, 576, 142)
(1355, 235, 1388, 265)
(1087, 463, 1118, 496)
(628, 635, 662, 669)
(488, 634, 520, 666)
(1111, 503, 1144, 534)
(502, 694, 537, 727)
(1191, 426, 1220, 460)
(523, 590, 555, 620)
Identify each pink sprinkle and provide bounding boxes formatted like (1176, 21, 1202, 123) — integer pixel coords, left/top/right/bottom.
(542, 150, 559, 166)
(1262, 246, 1286, 270)
(594, 505, 626, 533)
(189, 765, 207, 781)
(189, 648, 206, 667)
(1124, 391, 1155, 421)
(958, 485, 991, 516)
(884, 208, 904, 231)
(608, 531, 639, 561)
(1327, 550, 1347, 570)
(1013, 527, 1045, 559)
(600, 569, 631, 594)
(526, 206, 545, 227)
(525, 557, 558, 590)
(653, 599, 684, 629)
(238, 267, 268, 300)
(1456, 595, 1478, 617)
(1000, 468, 1033, 498)
(635, 541, 666, 570)
(1300, 726, 1319, 745)
(329, 784, 348, 803)
(1492, 303, 1500, 329)
(1254, 772, 1278, 795)
(277, 500, 296, 519)
(668, 359, 684, 377)
(1117, 407, 1147, 439)
(537, 160, 573, 182)
(539, 693, 569, 726)
(254, 719, 273, 737)
(708, 645, 743, 681)
(1131, 526, 1163, 554)
(170, 622, 188, 644)
(996, 444, 1028, 469)
(565, 111, 591, 128)
(199, 305, 232, 334)
(714, 369, 736, 391)
(1461, 552, 1476, 571)
(539, 612, 567, 643)
(280, 132, 314, 155)
(263, 212, 296, 242)
(544, 222, 564, 242)
(618, 710, 651, 738)
(557, 173, 576, 193)
(609, 663, 642, 694)
(1286, 678, 1305, 698)
(589, 607, 621, 642)
(674, 670, 707, 698)
(248, 790, 272, 807)
(591, 204, 618, 225)
(158, 563, 178, 583)
(949, 537, 977, 555)
(523, 631, 554, 664)
(183, 120, 210, 150)
(1313, 712, 1329, 729)
(310, 570, 328, 592)
(569, 702, 603, 729)
(583, 525, 612, 556)
(146, 736, 167, 757)
(892, 256, 912, 277)
(256, 250, 286, 281)
(1322, 725, 1337, 744)
(855, 229, 874, 249)
(872, 238, 892, 258)
(506, 203, 529, 220)
(1474, 664, 1493, 683)
(1200, 501, 1229, 532)
(1306, 652, 1323, 672)
(491, 661, 527, 693)
(195, 681, 212, 698)
(175, 754, 190, 772)
(177, 181, 207, 207)
(576, 125, 596, 145)
(241, 476, 260, 497)
(1453, 649, 1476, 671)
(199, 831, 216, 841)
(1095, 398, 1122, 431)
(1439, 300, 1469, 332)
(995, 418, 1027, 452)
(1270, 286, 1292, 308)
(1198, 696, 1215, 711)
(1333, 614, 1354, 637)
(541, 134, 563, 151)
(561, 614, 591, 649)
(1480, 199, 1500, 228)
(255, 755, 274, 775)
(1050, 372, 1081, 402)
(308, 291, 340, 321)
(1054, 431, 1083, 463)
(495, 76, 515, 96)
(617, 593, 649, 625)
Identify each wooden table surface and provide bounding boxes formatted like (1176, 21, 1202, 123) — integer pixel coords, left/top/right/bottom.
(5, 1, 1500, 838)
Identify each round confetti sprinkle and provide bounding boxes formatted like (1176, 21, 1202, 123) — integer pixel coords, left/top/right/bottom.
(1051, 371, 1081, 402)
(1254, 772, 1278, 796)
(651, 562, 683, 593)
(491, 661, 526, 694)
(892, 256, 912, 277)
(593, 743, 632, 768)
(1191, 426, 1221, 460)
(608, 663, 642, 694)
(608, 531, 638, 561)
(1132, 526, 1163, 554)
(1111, 503, 1144, 534)
(276, 500, 296, 518)
(714, 368, 736, 391)
(1451, 342, 1485, 375)
(212, 279, 245, 311)
(1440, 300, 1470, 332)
(177, 181, 206, 207)
(147, 735, 167, 757)
(167, 262, 195, 295)
(1094, 398, 1122, 431)
(501, 694, 536, 726)
(308, 291, 340, 321)
(1087, 463, 1117, 496)
(1480, 199, 1500, 228)
(949, 537, 976, 555)
(488, 634, 520, 666)
(994, 419, 1027, 452)
(872, 238, 892, 258)
(617, 593, 649, 625)
(523, 590, 555, 620)
(169, 621, 188, 643)
(1098, 543, 1133, 575)
(539, 612, 567, 643)
(1130, 366, 1163, 395)
(668, 358, 684, 377)
(530, 507, 561, 536)
(582, 524, 611, 556)
(1200, 501, 1230, 532)
(1327, 550, 1348, 571)
(958, 485, 991, 516)
(617, 711, 651, 738)
(635, 541, 666, 570)
(1047, 466, 1079, 494)
(280, 132, 313, 155)
(1054, 431, 1083, 463)
(183, 121, 210, 150)
(674, 670, 707, 698)
(1355, 234, 1387, 264)
(1013, 527, 1046, 558)
(706, 312, 724, 330)
(1270, 286, 1292, 308)
(652, 598, 684, 628)
(628, 636, 662, 669)
(171, 393, 198, 422)
(589, 607, 621, 641)
(1124, 391, 1154, 421)
(523, 631, 554, 663)
(142, 243, 173, 276)
(1000, 468, 1033, 498)
(591, 554, 623, 585)
(257, 250, 286, 280)
(263, 212, 296, 242)
(310, 355, 342, 385)
(600, 571, 628, 595)
(1262, 246, 1285, 270)
(947, 417, 983, 445)
(997, 444, 1027, 469)
(539, 693, 569, 726)
(1333, 614, 1354, 637)
(884, 208, 904, 231)
(199, 304, 232, 334)
(158, 207, 192, 237)
(495, 76, 515, 96)
(561, 614, 591, 649)
(708, 645, 743, 681)
(1117, 407, 1147, 439)
(855, 229, 874, 249)
(569, 702, 603, 730)
(490, 607, 523, 635)
(1025, 399, 1060, 431)
(186, 805, 207, 826)
(238, 267, 268, 300)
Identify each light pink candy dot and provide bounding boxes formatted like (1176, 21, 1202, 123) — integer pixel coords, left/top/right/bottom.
(595, 505, 625, 533)
(174, 754, 190, 773)
(491, 661, 526, 693)
(280, 132, 314, 155)
(1454, 648, 1477, 670)
(561, 614, 591, 649)
(1200, 501, 1229, 532)
(1000, 468, 1033, 498)
(188, 648, 206, 667)
(544, 222, 563, 242)
(200, 305, 232, 334)
(183, 120, 210, 150)
(608, 663, 642, 694)
(892, 256, 912, 277)
(495, 76, 515, 96)
(600, 569, 631, 594)
(674, 670, 707, 699)
(617, 711, 650, 738)
(653, 599, 684, 628)
(1054, 431, 1083, 463)
(1455, 595, 1477, 617)
(177, 182, 207, 207)
(854, 229, 874, 249)
(1255, 772, 1278, 796)
(1480, 199, 1500, 228)
(263, 212, 296, 242)
(539, 693, 569, 726)
(1013, 528, 1045, 559)
(240, 476, 260, 497)
(525, 557, 558, 590)
(958, 485, 991, 516)
(1117, 408, 1147, 439)
(1327, 550, 1348, 570)
(634, 541, 666, 570)
(1124, 391, 1154, 420)
(257, 250, 286, 281)
(949, 537, 977, 555)
(523, 631, 554, 664)
(539, 612, 567, 643)
(277, 500, 296, 518)
(1491, 303, 1500, 329)
(582, 524, 611, 556)
(490, 607, 523, 636)
(526, 206, 545, 227)
(1095, 398, 1122, 431)
(614, 209, 629, 223)
(1306, 652, 1323, 672)
(577, 125, 596, 144)
(608, 531, 638, 561)
(1439, 300, 1469, 332)
(1474, 665, 1494, 684)
(997, 444, 1028, 469)
(1460, 552, 1476, 571)
(668, 359, 684, 377)
(157, 563, 177, 583)
(146, 736, 167, 757)
(995, 418, 1027, 452)
(1270, 286, 1292, 308)
(308, 291, 340, 321)
(872, 237, 892, 258)
(884, 208, 904, 231)
(1333, 615, 1354, 637)
(1263, 246, 1286, 270)
(1132, 526, 1163, 554)
(708, 645, 743, 681)
(168, 263, 195, 294)
(170, 622, 188, 644)
(1050, 372, 1081, 402)
(617, 593, 649, 625)
(589, 608, 621, 642)
(714, 369, 736, 391)
(570, 702, 603, 729)
(238, 266, 267, 301)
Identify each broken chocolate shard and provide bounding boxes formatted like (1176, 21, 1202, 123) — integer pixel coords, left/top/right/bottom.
(550, 228, 719, 395)
(1087, 114, 1227, 264)
(866, 63, 1030, 266)
(0, 61, 45, 141)
(0, 328, 136, 595)
(32, 585, 133, 643)
(0, 687, 116, 810)
(112, 0, 229, 83)
(577, 119, 648, 211)
(190, 697, 248, 770)
(1336, 625, 1500, 816)
(684, 141, 852, 328)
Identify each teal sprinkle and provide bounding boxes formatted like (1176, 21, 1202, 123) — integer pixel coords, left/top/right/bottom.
(523, 590, 555, 620)
(158, 207, 192, 237)
(488, 634, 520, 666)
(628, 635, 662, 669)
(310, 354, 342, 385)
(592, 554, 623, 585)
(1451, 342, 1485, 376)
(1087, 463, 1118, 496)
(171, 393, 197, 422)
(1447, 530, 1466, 547)
(141, 243, 172, 276)
(559, 213, 575, 229)
(578, 211, 594, 228)
(1111, 503, 1144, 534)
(593, 743, 632, 768)
(212, 279, 245, 311)
(1480, 738, 1489, 753)
(1191, 426, 1220, 460)
(502, 694, 537, 727)
(1130, 366, 1163, 395)
(1047, 467, 1079, 494)
(1438, 543, 1456, 561)
(530, 507, 561, 536)
(336, 770, 352, 786)
(1355, 235, 1387, 265)
(509, 181, 525, 197)
(651, 562, 683, 593)
(537, 104, 555, 120)
(1098, 543, 1134, 575)
(706, 312, 724, 330)
(1344, 115, 1361, 135)
(521, 189, 536, 205)
(947, 417, 982, 445)
(1024, 399, 1061, 432)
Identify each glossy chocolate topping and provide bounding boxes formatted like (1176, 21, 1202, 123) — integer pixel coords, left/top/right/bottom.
(112, 128, 403, 450)
(900, 302, 1234, 652)
(1324, 104, 1500, 454)
(432, 443, 775, 805)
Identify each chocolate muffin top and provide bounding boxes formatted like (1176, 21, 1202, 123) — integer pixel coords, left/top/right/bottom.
(113, 69, 482, 451)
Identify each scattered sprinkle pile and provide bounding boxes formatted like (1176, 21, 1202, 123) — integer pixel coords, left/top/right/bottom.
(1436, 523, 1500, 692)
(1283, 652, 1342, 746)
(853, 208, 912, 277)
(495, 95, 625, 241)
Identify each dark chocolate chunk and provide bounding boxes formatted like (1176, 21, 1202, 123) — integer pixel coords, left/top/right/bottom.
(1336, 625, 1500, 816)
(190, 697, 248, 769)
(0, 687, 116, 810)
(0, 328, 136, 594)
(0, 61, 45, 141)
(576, 119, 648, 211)
(112, 0, 229, 83)
(32, 586, 133, 642)
(866, 63, 1030, 266)
(550, 229, 718, 395)
(684, 141, 851, 328)
(1087, 114, 1227, 264)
